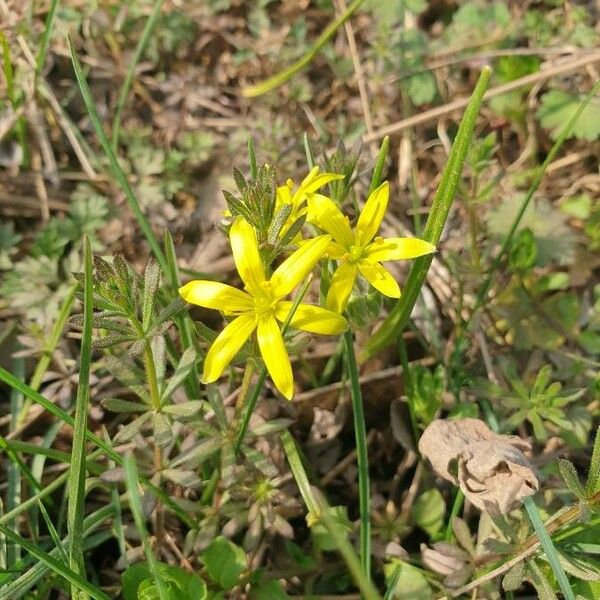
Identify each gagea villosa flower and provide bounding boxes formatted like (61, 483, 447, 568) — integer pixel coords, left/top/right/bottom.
(307, 181, 436, 313)
(179, 217, 347, 399)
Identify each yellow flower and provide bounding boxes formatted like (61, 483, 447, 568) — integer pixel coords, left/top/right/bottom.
(179, 218, 347, 399)
(276, 166, 344, 236)
(307, 181, 436, 314)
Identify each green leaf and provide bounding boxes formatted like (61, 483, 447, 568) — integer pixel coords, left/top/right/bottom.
(384, 560, 431, 600)
(537, 90, 600, 141)
(142, 259, 161, 332)
(587, 426, 600, 495)
(560, 194, 592, 219)
(122, 562, 207, 600)
(503, 560, 526, 591)
(412, 489, 445, 537)
(558, 459, 586, 499)
(201, 536, 246, 590)
(249, 579, 291, 600)
(311, 505, 353, 552)
(406, 71, 437, 106)
(161, 347, 198, 403)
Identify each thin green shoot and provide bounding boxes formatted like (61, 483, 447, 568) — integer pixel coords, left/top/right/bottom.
(242, 0, 366, 97)
(67, 235, 93, 600)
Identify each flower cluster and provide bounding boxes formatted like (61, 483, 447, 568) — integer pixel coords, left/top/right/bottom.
(180, 167, 435, 399)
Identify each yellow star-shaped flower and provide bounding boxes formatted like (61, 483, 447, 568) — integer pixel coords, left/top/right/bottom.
(179, 218, 347, 399)
(307, 181, 436, 314)
(275, 166, 344, 237)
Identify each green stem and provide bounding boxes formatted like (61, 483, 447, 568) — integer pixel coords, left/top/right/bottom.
(398, 336, 418, 446)
(362, 67, 491, 361)
(233, 367, 268, 455)
(342, 329, 371, 587)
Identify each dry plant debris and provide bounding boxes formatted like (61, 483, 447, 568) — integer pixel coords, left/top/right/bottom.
(419, 418, 539, 514)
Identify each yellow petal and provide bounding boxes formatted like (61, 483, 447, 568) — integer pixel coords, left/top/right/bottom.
(326, 241, 347, 260)
(274, 301, 348, 334)
(202, 313, 256, 383)
(365, 237, 436, 262)
(230, 217, 266, 294)
(358, 260, 400, 298)
(270, 234, 331, 298)
(257, 315, 293, 400)
(306, 194, 353, 248)
(326, 261, 358, 313)
(355, 181, 389, 247)
(275, 183, 293, 208)
(300, 169, 344, 196)
(179, 280, 252, 313)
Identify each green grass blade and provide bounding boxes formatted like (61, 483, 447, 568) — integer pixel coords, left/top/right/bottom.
(0, 524, 112, 600)
(124, 453, 169, 600)
(164, 230, 201, 399)
(67, 235, 94, 600)
(68, 38, 167, 271)
(248, 137, 258, 179)
(18, 281, 77, 426)
(523, 496, 575, 600)
(342, 330, 371, 583)
(7, 358, 23, 568)
(368, 136, 390, 194)
(242, 0, 366, 97)
(0, 366, 197, 529)
(587, 426, 600, 495)
(281, 430, 382, 600)
(35, 0, 60, 84)
(111, 0, 164, 151)
(362, 67, 491, 361)
(466, 80, 600, 325)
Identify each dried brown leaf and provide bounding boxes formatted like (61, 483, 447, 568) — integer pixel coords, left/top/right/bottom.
(418, 418, 539, 514)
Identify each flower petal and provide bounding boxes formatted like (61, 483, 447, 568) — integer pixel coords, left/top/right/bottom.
(358, 260, 400, 298)
(270, 234, 331, 298)
(274, 301, 348, 334)
(202, 313, 256, 383)
(306, 194, 353, 248)
(355, 181, 389, 247)
(230, 217, 266, 294)
(179, 280, 253, 313)
(365, 236, 436, 262)
(257, 315, 293, 400)
(326, 261, 358, 313)
(300, 168, 344, 195)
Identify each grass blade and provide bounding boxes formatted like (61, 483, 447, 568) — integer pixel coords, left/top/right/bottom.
(35, 0, 60, 84)
(242, 0, 366, 97)
(0, 524, 112, 600)
(68, 38, 167, 270)
(0, 366, 196, 529)
(523, 496, 575, 600)
(124, 453, 169, 600)
(362, 67, 491, 361)
(281, 430, 382, 600)
(466, 80, 600, 326)
(67, 235, 93, 600)
(111, 0, 164, 151)
(342, 329, 371, 584)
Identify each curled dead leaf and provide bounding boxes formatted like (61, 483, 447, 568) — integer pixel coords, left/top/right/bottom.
(418, 418, 539, 514)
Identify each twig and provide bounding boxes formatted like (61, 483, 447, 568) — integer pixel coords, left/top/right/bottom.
(334, 0, 376, 157)
(364, 53, 600, 142)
